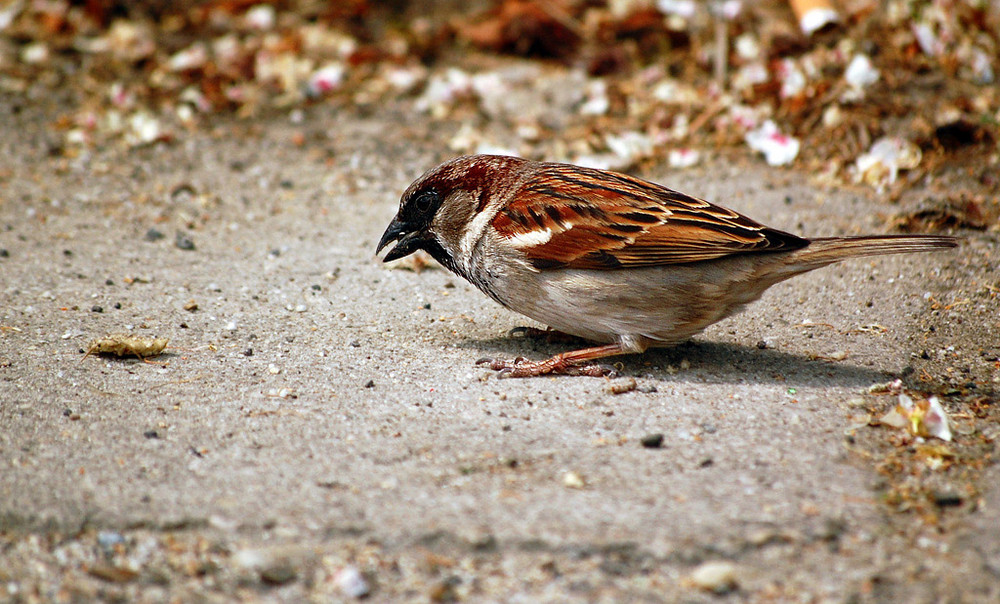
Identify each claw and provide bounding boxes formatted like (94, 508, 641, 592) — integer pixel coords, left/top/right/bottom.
(575, 364, 617, 378)
(477, 357, 517, 371)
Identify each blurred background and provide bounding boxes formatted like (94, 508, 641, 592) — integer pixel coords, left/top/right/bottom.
(1, 0, 997, 228)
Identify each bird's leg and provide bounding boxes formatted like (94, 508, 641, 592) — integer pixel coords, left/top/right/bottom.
(477, 343, 629, 378)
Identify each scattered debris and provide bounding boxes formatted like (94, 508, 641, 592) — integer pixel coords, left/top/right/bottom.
(335, 566, 371, 599)
(843, 54, 879, 97)
(458, 0, 582, 60)
(790, 0, 839, 35)
(175, 231, 196, 251)
(388, 251, 439, 272)
(891, 196, 993, 232)
(878, 393, 952, 442)
(87, 563, 139, 583)
(640, 433, 665, 448)
(854, 137, 922, 190)
(668, 148, 700, 168)
(867, 379, 903, 395)
(607, 377, 637, 395)
(808, 350, 849, 362)
(688, 560, 738, 594)
(745, 120, 800, 166)
(260, 562, 297, 586)
(0, 1, 993, 189)
(83, 334, 169, 361)
(562, 471, 586, 489)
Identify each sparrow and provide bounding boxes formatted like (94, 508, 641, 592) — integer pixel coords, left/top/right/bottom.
(377, 155, 957, 377)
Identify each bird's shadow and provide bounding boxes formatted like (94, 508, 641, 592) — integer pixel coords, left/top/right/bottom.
(460, 330, 893, 388)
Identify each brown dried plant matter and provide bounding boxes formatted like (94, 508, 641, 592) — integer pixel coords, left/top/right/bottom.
(82, 334, 169, 361)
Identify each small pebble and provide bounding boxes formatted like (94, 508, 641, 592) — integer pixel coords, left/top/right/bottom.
(429, 577, 460, 602)
(91, 305, 103, 313)
(175, 231, 196, 250)
(183, 300, 198, 311)
(260, 563, 296, 585)
(268, 364, 281, 374)
(335, 566, 370, 598)
(0, 249, 8, 257)
(208, 515, 239, 532)
(87, 563, 138, 583)
(933, 489, 963, 507)
(640, 433, 664, 448)
(105, 279, 114, 286)
(364, 380, 375, 388)
(563, 471, 586, 489)
(144, 228, 165, 242)
(144, 430, 159, 439)
(243, 348, 253, 356)
(97, 531, 125, 551)
(689, 560, 738, 593)
(233, 548, 266, 570)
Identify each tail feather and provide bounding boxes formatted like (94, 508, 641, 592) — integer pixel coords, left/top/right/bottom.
(790, 235, 958, 268)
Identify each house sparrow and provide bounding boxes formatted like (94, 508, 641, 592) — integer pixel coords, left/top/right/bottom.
(377, 155, 957, 377)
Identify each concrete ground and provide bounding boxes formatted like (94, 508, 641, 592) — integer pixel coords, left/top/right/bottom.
(1, 92, 998, 602)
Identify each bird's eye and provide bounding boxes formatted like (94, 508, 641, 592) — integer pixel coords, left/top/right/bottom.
(413, 190, 439, 214)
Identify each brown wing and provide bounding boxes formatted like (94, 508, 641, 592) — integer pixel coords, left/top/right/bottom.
(491, 163, 809, 270)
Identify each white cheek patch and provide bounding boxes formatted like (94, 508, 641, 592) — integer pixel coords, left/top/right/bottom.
(459, 207, 497, 259)
(506, 227, 554, 248)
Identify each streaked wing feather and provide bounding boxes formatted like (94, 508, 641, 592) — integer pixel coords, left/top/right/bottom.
(492, 164, 808, 270)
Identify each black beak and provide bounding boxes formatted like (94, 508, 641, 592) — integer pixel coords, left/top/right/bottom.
(376, 216, 424, 262)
